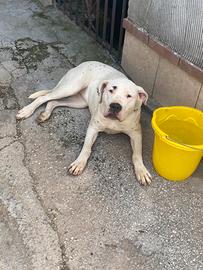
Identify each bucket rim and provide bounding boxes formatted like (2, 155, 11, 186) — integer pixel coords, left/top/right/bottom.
(151, 106, 203, 151)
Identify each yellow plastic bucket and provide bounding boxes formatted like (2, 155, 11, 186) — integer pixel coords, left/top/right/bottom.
(151, 106, 203, 181)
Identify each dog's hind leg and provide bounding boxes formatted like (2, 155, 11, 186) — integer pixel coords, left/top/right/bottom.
(28, 90, 49, 99)
(36, 94, 88, 123)
(16, 65, 89, 120)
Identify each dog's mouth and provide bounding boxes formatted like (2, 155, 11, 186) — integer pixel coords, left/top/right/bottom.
(104, 111, 120, 121)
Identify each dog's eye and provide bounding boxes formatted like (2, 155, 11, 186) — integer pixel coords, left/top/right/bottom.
(109, 89, 113, 93)
(127, 94, 132, 98)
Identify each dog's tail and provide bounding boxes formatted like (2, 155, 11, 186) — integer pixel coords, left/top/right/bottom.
(28, 90, 50, 99)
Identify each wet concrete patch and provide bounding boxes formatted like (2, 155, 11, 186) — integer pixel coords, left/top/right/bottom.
(13, 38, 50, 72)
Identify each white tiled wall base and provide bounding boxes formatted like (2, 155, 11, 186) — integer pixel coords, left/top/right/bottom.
(122, 32, 159, 96)
(122, 32, 203, 109)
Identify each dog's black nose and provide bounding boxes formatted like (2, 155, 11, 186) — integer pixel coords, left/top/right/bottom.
(110, 103, 122, 113)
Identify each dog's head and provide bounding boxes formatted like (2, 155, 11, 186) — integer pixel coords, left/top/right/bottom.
(97, 78, 148, 121)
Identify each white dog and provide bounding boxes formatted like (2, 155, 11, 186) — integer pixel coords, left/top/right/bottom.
(16, 61, 151, 185)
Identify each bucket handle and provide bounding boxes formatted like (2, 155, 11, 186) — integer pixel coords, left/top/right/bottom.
(165, 136, 203, 152)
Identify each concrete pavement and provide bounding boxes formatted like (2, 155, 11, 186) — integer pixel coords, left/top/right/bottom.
(0, 1, 203, 269)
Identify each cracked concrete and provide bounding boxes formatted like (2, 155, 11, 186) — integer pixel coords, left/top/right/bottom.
(0, 141, 62, 270)
(0, 0, 203, 269)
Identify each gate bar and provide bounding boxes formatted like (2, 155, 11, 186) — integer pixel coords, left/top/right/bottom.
(118, 0, 127, 55)
(102, 0, 108, 43)
(110, 0, 117, 51)
(96, 0, 100, 40)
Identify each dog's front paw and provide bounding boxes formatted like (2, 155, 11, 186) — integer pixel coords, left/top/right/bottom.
(68, 158, 87, 176)
(134, 163, 152, 186)
(16, 106, 33, 120)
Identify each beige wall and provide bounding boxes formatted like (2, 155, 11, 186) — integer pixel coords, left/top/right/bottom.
(122, 32, 203, 110)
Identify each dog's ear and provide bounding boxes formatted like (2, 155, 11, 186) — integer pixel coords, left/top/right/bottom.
(97, 81, 108, 103)
(137, 87, 148, 105)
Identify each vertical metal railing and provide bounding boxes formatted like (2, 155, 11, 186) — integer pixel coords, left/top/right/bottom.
(110, 0, 117, 52)
(118, 0, 128, 55)
(95, 0, 100, 40)
(55, 0, 129, 61)
(102, 0, 108, 45)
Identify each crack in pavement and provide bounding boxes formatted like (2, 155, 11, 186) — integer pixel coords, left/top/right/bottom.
(0, 54, 71, 269)
(0, 139, 18, 152)
(19, 137, 71, 270)
(0, 140, 62, 270)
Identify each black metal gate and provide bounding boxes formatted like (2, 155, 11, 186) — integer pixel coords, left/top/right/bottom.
(54, 0, 128, 61)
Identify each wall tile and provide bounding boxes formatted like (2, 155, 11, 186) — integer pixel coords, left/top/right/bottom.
(122, 32, 159, 96)
(153, 58, 201, 107)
